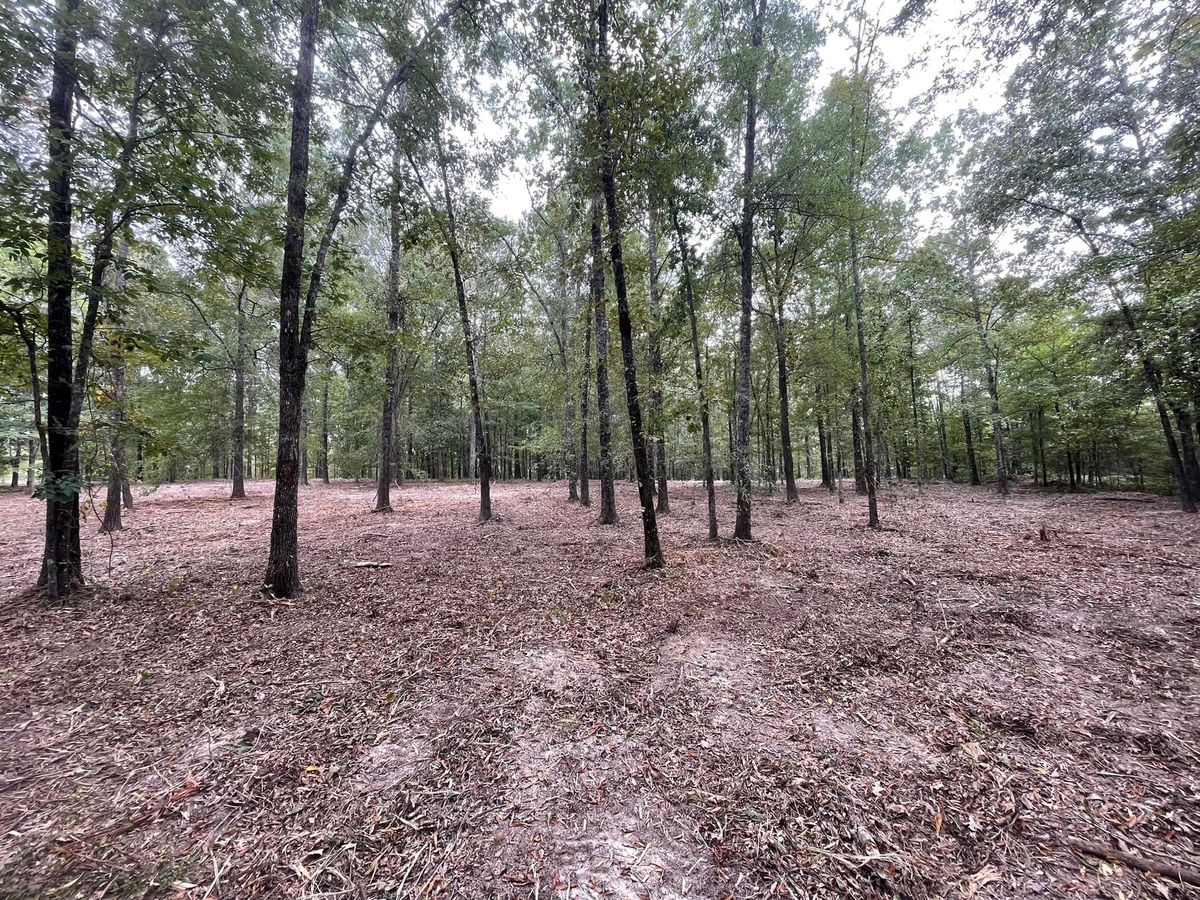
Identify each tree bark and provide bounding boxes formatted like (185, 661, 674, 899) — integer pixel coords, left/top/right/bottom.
(591, 195, 617, 524)
(982, 357, 1008, 494)
(263, 0, 319, 597)
(968, 261, 1008, 496)
(596, 0, 663, 566)
(100, 350, 128, 533)
(321, 377, 330, 482)
(40, 0, 83, 600)
(579, 282, 592, 506)
(264, 0, 462, 593)
(850, 398, 867, 494)
(936, 379, 952, 480)
(230, 282, 248, 499)
(646, 194, 669, 513)
(376, 145, 406, 513)
(436, 132, 491, 520)
(673, 199, 718, 541)
(960, 373, 981, 486)
(847, 57, 879, 527)
(907, 306, 923, 488)
(300, 408, 310, 485)
(551, 227, 579, 502)
(733, 0, 765, 541)
(773, 299, 798, 502)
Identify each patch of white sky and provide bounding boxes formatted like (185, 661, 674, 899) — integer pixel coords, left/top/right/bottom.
(466, 0, 1015, 228)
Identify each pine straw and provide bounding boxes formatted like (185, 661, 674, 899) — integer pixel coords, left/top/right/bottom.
(0, 478, 1197, 898)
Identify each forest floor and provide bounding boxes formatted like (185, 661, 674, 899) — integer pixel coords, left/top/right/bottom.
(0, 478, 1198, 899)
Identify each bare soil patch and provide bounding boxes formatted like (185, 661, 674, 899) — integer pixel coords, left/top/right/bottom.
(1, 479, 1197, 898)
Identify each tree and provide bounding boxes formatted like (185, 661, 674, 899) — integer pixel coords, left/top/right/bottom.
(40, 0, 83, 599)
(594, 0, 663, 566)
(732, 0, 766, 541)
(376, 143, 407, 513)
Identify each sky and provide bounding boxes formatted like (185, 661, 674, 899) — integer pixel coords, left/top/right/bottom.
(479, 0, 1013, 223)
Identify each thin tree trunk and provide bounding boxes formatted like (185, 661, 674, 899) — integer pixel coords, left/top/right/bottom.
(579, 285, 592, 506)
(1058, 213, 1198, 510)
(100, 345, 128, 533)
(231, 282, 248, 499)
(673, 199, 717, 540)
(936, 379, 952, 480)
(27, 438, 36, 489)
(300, 409, 310, 485)
(847, 57, 879, 527)
(321, 378, 330, 483)
(552, 228, 579, 503)
(646, 194, 669, 513)
(40, 0, 84, 599)
(733, 0, 765, 542)
(376, 145, 405, 513)
(596, 0, 663, 566)
(774, 301, 798, 502)
(968, 263, 1008, 496)
(263, 0, 320, 598)
(850, 399, 867, 493)
(100, 458, 123, 532)
(591, 195, 617, 524)
(983, 358, 1008, 494)
(817, 406, 832, 491)
(961, 374, 981, 486)
(436, 132, 491, 521)
(907, 307, 923, 488)
(264, 0, 461, 593)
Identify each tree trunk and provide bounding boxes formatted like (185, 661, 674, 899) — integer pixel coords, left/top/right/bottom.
(847, 61, 879, 527)
(1066, 215, 1198, 510)
(733, 0, 765, 542)
(578, 283, 592, 507)
(936, 380, 952, 480)
(100, 464, 123, 532)
(436, 132, 491, 521)
(849, 222, 878, 529)
(376, 145, 405, 513)
(646, 194, 669, 513)
(40, 0, 84, 600)
(773, 302, 798, 502)
(850, 399, 867, 493)
(907, 308, 923, 488)
(263, 0, 319, 598)
(321, 378, 330, 483)
(673, 199, 717, 541)
(596, 0, 662, 566)
(983, 358, 1008, 495)
(10, 439, 21, 489)
(591, 195, 617, 524)
(100, 351, 128, 533)
(817, 407, 832, 491)
(300, 408, 310, 485)
(968, 266, 1008, 496)
(553, 228, 579, 502)
(960, 374, 981, 486)
(231, 282, 248, 499)
(26, 438, 36, 490)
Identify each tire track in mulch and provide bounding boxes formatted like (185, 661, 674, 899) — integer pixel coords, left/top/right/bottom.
(0, 479, 1197, 898)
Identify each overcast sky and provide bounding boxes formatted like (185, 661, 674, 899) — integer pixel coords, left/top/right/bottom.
(479, 0, 1013, 223)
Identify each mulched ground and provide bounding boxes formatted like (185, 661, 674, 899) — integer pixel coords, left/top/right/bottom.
(1, 477, 1198, 899)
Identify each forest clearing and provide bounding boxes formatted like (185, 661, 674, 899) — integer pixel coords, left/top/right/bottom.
(1, 479, 1197, 897)
(3, 0, 1199, 895)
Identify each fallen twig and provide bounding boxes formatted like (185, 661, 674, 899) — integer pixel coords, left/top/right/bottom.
(1069, 839, 1200, 888)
